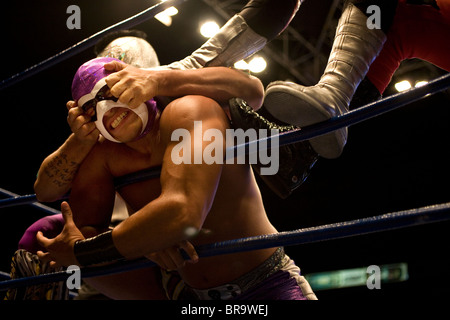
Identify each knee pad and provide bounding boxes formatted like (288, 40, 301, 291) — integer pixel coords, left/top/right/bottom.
(18, 214, 64, 254)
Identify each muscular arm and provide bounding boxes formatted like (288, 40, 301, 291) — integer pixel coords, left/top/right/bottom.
(112, 96, 228, 259)
(34, 102, 99, 202)
(37, 96, 231, 268)
(34, 133, 97, 202)
(105, 62, 264, 111)
(152, 67, 264, 110)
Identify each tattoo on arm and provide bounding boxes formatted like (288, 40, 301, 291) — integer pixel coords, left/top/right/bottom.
(43, 153, 80, 188)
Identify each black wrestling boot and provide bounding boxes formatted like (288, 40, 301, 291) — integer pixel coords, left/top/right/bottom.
(349, 76, 382, 110)
(229, 98, 319, 199)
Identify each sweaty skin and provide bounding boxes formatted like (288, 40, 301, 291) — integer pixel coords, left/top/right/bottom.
(67, 95, 279, 297)
(37, 65, 278, 299)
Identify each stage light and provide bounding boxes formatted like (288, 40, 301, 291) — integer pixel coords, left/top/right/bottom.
(395, 80, 412, 92)
(248, 56, 267, 73)
(415, 80, 429, 87)
(200, 21, 220, 38)
(234, 60, 249, 70)
(155, 4, 178, 27)
(234, 56, 267, 73)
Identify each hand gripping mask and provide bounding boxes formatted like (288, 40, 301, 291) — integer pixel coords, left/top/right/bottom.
(71, 57, 158, 143)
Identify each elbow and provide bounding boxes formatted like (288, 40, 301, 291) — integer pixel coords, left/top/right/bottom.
(181, 207, 205, 238)
(243, 76, 265, 111)
(34, 182, 51, 203)
(35, 192, 60, 203)
(252, 77, 265, 110)
(170, 196, 206, 239)
(227, 68, 264, 111)
(34, 180, 65, 203)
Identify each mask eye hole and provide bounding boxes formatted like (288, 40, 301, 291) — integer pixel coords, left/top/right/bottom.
(82, 100, 95, 113)
(80, 84, 118, 122)
(81, 100, 97, 122)
(96, 85, 118, 102)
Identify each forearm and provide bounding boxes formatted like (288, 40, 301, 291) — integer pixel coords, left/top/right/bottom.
(153, 67, 264, 110)
(111, 195, 201, 260)
(72, 195, 200, 267)
(34, 134, 96, 202)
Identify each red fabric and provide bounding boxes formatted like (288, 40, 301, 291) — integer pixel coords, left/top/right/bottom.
(367, 0, 450, 93)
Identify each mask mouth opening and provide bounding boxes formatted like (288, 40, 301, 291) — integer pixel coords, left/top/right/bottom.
(93, 99, 148, 143)
(102, 107, 143, 140)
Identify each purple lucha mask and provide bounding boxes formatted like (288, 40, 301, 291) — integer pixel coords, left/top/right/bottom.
(71, 57, 158, 143)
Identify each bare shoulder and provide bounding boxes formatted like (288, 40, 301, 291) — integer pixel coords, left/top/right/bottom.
(77, 139, 123, 175)
(159, 95, 230, 140)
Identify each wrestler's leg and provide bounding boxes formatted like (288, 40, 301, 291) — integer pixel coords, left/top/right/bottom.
(164, 1, 311, 198)
(164, 0, 301, 70)
(11, 196, 131, 300)
(264, 0, 396, 159)
(5, 249, 70, 300)
(366, 0, 450, 94)
(239, 0, 301, 41)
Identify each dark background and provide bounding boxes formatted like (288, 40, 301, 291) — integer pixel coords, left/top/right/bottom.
(0, 0, 449, 300)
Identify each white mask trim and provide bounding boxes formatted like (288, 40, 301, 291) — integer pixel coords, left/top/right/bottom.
(95, 100, 149, 143)
(77, 78, 149, 143)
(78, 78, 108, 109)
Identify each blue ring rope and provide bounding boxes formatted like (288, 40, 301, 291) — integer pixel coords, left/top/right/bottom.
(1, 73, 449, 212)
(0, 188, 60, 215)
(1, 201, 449, 291)
(0, 0, 189, 91)
(277, 72, 450, 146)
(231, 72, 450, 157)
(0, 166, 162, 212)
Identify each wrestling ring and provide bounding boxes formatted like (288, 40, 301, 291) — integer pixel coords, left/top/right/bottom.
(1, 0, 450, 295)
